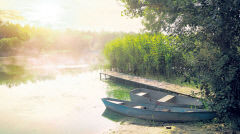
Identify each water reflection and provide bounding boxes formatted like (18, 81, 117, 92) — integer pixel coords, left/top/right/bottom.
(0, 62, 146, 134)
(102, 109, 126, 122)
(0, 63, 157, 134)
(0, 70, 115, 134)
(0, 64, 90, 87)
(101, 109, 164, 127)
(105, 81, 136, 101)
(0, 64, 55, 87)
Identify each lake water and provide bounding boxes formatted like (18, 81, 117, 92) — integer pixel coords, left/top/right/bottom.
(0, 68, 135, 134)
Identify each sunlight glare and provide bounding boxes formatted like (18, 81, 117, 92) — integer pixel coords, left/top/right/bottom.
(33, 3, 62, 25)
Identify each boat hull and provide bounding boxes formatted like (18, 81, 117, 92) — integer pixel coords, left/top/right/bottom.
(102, 98, 216, 122)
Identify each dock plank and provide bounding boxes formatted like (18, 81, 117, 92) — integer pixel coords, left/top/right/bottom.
(100, 71, 200, 96)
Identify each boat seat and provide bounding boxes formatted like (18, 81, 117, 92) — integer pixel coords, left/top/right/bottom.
(135, 92, 148, 96)
(157, 95, 175, 102)
(133, 105, 147, 109)
(108, 100, 124, 105)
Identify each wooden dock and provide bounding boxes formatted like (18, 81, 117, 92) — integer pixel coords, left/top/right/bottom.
(100, 71, 200, 97)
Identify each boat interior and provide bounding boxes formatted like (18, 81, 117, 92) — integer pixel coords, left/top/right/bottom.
(131, 88, 203, 106)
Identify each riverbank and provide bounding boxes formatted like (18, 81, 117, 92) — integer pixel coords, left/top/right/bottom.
(105, 122, 230, 134)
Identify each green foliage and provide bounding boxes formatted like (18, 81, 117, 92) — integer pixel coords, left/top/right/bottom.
(0, 23, 30, 40)
(104, 33, 187, 78)
(119, 0, 240, 129)
(0, 23, 30, 56)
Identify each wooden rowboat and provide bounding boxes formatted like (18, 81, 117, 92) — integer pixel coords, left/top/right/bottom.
(102, 98, 216, 122)
(130, 88, 203, 108)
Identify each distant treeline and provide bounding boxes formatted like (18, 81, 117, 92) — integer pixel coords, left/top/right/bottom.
(0, 22, 124, 58)
(104, 34, 189, 79)
(0, 23, 30, 56)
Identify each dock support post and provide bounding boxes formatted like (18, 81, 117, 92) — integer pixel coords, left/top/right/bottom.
(100, 73, 102, 80)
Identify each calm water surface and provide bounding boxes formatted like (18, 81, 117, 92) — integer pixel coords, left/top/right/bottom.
(0, 69, 134, 134)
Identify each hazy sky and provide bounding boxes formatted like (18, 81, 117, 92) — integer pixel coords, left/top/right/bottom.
(0, 0, 143, 32)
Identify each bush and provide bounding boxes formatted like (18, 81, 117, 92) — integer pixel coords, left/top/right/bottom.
(104, 33, 187, 78)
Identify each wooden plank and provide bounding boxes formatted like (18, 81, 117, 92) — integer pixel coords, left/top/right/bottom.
(157, 95, 175, 102)
(101, 71, 201, 97)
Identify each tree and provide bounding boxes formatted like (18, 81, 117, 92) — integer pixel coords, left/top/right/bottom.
(120, 0, 240, 129)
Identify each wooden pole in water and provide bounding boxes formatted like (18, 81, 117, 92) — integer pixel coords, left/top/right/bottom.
(100, 73, 102, 80)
